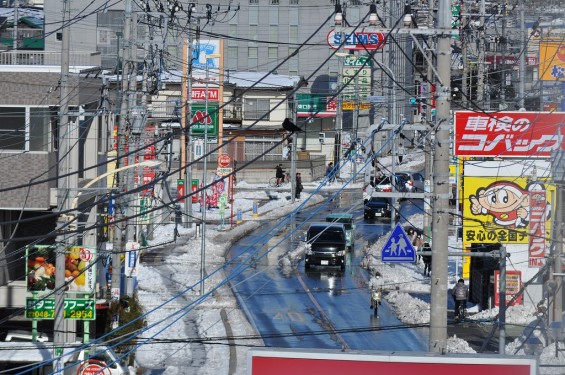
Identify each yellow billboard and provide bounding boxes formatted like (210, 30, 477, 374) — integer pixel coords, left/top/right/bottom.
(539, 40, 565, 81)
(462, 176, 553, 247)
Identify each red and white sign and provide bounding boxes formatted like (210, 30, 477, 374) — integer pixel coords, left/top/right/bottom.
(78, 360, 111, 375)
(192, 88, 219, 101)
(494, 270, 523, 306)
(529, 189, 548, 268)
(327, 29, 386, 50)
(79, 248, 93, 262)
(454, 111, 565, 158)
(218, 154, 232, 167)
(249, 349, 536, 375)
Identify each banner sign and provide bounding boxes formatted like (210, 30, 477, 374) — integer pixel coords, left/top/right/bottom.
(539, 41, 565, 81)
(249, 349, 536, 375)
(26, 246, 96, 294)
(462, 176, 552, 247)
(454, 111, 565, 158)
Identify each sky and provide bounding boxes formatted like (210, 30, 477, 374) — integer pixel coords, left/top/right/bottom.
(133, 149, 565, 375)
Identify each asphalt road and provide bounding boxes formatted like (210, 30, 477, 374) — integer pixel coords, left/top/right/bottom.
(225, 192, 430, 352)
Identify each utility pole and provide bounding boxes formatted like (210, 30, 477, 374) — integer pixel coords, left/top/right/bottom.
(54, 0, 76, 362)
(183, 24, 194, 228)
(429, 0, 452, 354)
(113, 0, 134, 306)
(476, 0, 486, 104)
(518, 1, 526, 109)
(499, 6, 507, 110)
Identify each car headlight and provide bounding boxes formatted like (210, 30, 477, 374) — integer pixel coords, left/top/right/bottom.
(336, 250, 346, 256)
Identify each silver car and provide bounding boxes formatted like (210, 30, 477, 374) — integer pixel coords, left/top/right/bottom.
(396, 171, 425, 192)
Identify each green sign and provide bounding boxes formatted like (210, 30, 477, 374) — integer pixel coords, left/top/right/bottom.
(190, 104, 219, 136)
(344, 54, 372, 67)
(296, 94, 336, 117)
(26, 297, 96, 321)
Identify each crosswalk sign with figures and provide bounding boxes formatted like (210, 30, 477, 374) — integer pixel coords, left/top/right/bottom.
(381, 224, 416, 262)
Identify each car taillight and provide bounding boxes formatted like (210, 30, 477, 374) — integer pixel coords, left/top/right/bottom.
(408, 181, 413, 186)
(384, 187, 392, 192)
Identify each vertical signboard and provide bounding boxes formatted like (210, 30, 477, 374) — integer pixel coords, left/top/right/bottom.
(494, 271, 523, 306)
(192, 179, 199, 203)
(528, 189, 548, 268)
(177, 179, 185, 203)
(190, 104, 219, 137)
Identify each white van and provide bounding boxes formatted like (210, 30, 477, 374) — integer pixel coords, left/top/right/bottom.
(3, 329, 50, 343)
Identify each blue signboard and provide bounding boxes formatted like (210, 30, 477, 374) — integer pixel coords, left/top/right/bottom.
(381, 224, 416, 263)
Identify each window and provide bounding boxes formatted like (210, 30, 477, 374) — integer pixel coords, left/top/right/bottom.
(249, 0, 258, 3)
(268, 47, 278, 71)
(269, 6, 279, 24)
(289, 25, 298, 43)
(269, 25, 278, 43)
(0, 107, 52, 152)
(290, 0, 299, 4)
(227, 46, 238, 70)
(248, 47, 258, 71)
(244, 98, 270, 121)
(249, 25, 258, 43)
(271, 0, 279, 4)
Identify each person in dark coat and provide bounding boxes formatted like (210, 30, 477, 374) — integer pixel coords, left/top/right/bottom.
(295, 172, 303, 199)
(452, 278, 469, 320)
(275, 164, 285, 186)
(422, 242, 432, 276)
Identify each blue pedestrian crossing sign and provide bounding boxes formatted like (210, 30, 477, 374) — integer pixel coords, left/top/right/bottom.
(381, 224, 416, 262)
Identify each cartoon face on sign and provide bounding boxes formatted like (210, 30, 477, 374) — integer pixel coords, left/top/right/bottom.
(469, 181, 546, 229)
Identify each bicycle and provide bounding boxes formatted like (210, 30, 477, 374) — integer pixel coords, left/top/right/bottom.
(454, 301, 467, 321)
(268, 173, 290, 187)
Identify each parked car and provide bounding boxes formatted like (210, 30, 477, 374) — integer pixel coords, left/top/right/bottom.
(396, 171, 425, 192)
(304, 223, 347, 270)
(325, 213, 355, 250)
(373, 175, 408, 193)
(364, 197, 394, 219)
(2, 330, 50, 343)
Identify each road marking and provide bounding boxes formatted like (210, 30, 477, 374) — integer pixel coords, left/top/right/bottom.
(294, 270, 350, 351)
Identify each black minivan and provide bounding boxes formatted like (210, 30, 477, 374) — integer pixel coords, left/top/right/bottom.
(304, 223, 347, 270)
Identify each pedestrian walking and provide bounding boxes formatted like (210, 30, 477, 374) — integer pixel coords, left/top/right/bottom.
(326, 162, 335, 183)
(295, 172, 303, 199)
(422, 242, 432, 276)
(275, 164, 285, 186)
(397, 143, 406, 164)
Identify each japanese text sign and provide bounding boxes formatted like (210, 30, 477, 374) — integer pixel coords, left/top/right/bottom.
(462, 176, 553, 248)
(454, 111, 565, 158)
(248, 349, 536, 375)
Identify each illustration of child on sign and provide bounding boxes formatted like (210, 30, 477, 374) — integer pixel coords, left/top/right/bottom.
(469, 180, 550, 230)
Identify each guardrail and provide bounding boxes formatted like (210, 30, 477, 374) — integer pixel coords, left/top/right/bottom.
(0, 51, 102, 66)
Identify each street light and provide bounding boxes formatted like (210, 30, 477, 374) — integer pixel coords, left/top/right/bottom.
(200, 52, 221, 296)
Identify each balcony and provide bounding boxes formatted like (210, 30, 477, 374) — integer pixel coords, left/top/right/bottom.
(0, 51, 102, 66)
(223, 103, 242, 124)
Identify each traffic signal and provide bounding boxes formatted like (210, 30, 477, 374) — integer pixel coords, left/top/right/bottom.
(409, 97, 427, 106)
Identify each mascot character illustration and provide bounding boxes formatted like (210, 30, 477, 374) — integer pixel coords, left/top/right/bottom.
(469, 181, 549, 229)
